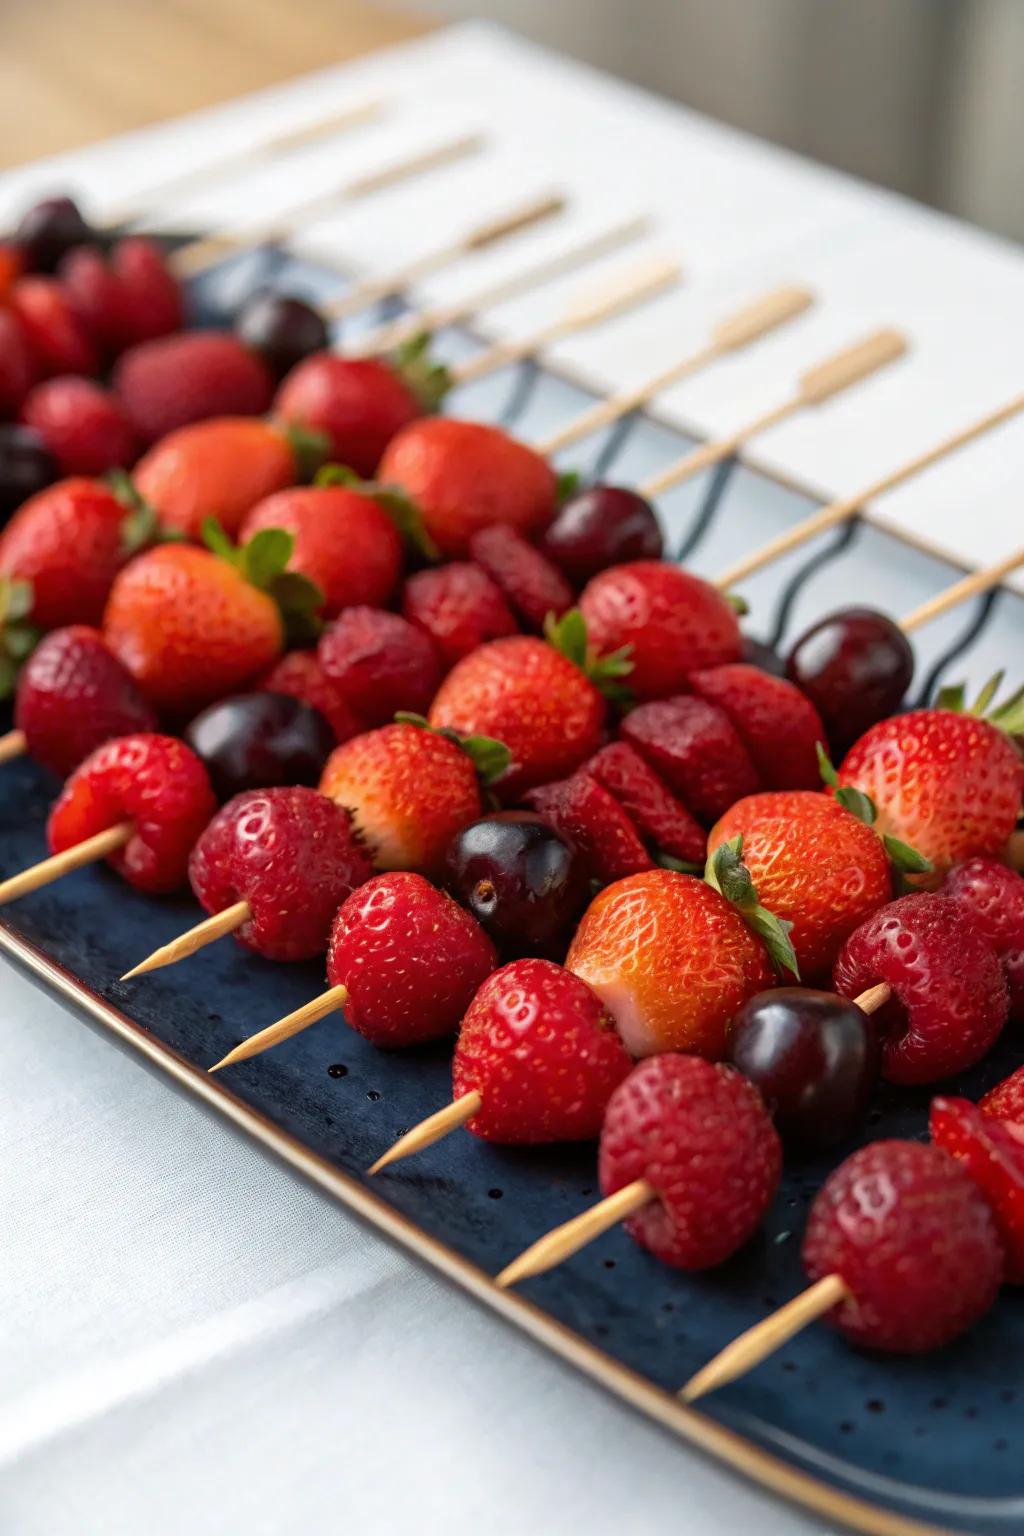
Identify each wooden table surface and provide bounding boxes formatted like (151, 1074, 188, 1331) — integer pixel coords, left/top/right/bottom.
(0, 0, 430, 168)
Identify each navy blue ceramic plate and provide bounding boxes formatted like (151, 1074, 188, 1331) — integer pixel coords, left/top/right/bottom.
(2, 248, 1022, 1536)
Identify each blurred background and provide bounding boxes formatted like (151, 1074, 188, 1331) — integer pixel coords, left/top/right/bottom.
(3, 0, 1022, 241)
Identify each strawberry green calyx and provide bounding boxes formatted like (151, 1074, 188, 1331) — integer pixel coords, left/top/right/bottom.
(816, 742, 932, 876)
(544, 608, 633, 704)
(556, 469, 581, 504)
(106, 469, 162, 557)
(315, 462, 440, 562)
(390, 332, 452, 414)
(937, 671, 1024, 738)
(0, 575, 39, 699)
(201, 518, 324, 645)
(395, 711, 511, 786)
(725, 591, 750, 617)
(704, 834, 800, 980)
(281, 422, 331, 482)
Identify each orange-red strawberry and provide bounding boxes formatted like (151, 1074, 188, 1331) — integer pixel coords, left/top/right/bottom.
(567, 868, 777, 1058)
(274, 352, 426, 479)
(133, 416, 312, 540)
(709, 791, 892, 982)
(688, 663, 825, 791)
(378, 417, 558, 559)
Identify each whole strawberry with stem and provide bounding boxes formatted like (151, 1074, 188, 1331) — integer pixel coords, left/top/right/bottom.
(931, 1096, 1024, 1285)
(189, 786, 371, 962)
(939, 856, 1024, 1018)
(274, 350, 432, 479)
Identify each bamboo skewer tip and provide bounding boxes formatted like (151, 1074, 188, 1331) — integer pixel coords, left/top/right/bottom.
(681, 1274, 849, 1403)
(121, 898, 252, 981)
(207, 982, 348, 1073)
(495, 1178, 653, 1290)
(368, 1090, 483, 1175)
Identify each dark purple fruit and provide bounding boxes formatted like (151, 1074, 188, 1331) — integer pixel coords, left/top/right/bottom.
(541, 484, 662, 587)
(0, 425, 60, 523)
(236, 291, 330, 380)
(728, 986, 881, 1150)
(185, 691, 334, 801)
(742, 633, 785, 677)
(785, 607, 913, 755)
(15, 196, 96, 273)
(446, 812, 590, 957)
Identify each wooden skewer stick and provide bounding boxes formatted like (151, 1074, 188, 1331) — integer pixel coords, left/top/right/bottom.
(533, 283, 814, 457)
(169, 131, 486, 280)
(0, 728, 27, 764)
(350, 215, 650, 358)
(899, 546, 1024, 633)
(121, 898, 252, 981)
(208, 982, 349, 1073)
(322, 191, 566, 320)
(640, 328, 907, 498)
(368, 1091, 484, 1175)
(448, 253, 682, 388)
(715, 391, 1024, 592)
(0, 821, 132, 906)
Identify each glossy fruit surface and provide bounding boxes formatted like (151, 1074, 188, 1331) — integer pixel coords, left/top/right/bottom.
(133, 417, 297, 540)
(688, 662, 826, 792)
(235, 291, 329, 380)
(931, 1096, 1024, 1284)
(446, 813, 589, 957)
(258, 649, 362, 744)
(185, 691, 335, 800)
(241, 486, 402, 617)
(0, 425, 59, 522)
(318, 606, 441, 727)
(785, 607, 913, 754)
(541, 484, 662, 587)
(941, 856, 1024, 1018)
(16, 196, 95, 272)
(15, 624, 157, 777)
(275, 353, 421, 478)
(526, 772, 653, 884)
(0, 476, 134, 628)
(620, 694, 758, 825)
(728, 987, 881, 1149)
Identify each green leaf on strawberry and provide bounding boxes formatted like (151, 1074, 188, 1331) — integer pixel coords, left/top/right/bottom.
(201, 518, 325, 645)
(704, 833, 800, 979)
(936, 671, 1024, 738)
(281, 423, 331, 482)
(390, 332, 452, 414)
(394, 710, 511, 786)
(544, 607, 634, 703)
(556, 469, 581, 504)
(883, 835, 933, 875)
(816, 741, 877, 824)
(106, 469, 164, 557)
(725, 591, 750, 617)
(315, 462, 440, 563)
(0, 575, 40, 700)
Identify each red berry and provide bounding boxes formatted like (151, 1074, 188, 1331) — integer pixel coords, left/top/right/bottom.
(188, 786, 370, 961)
(619, 694, 759, 825)
(402, 562, 518, 669)
(541, 484, 662, 587)
(241, 485, 402, 618)
(598, 1055, 781, 1269)
(833, 892, 1008, 1084)
(784, 607, 914, 755)
(453, 958, 631, 1143)
(940, 856, 1024, 1018)
(21, 377, 137, 476)
(275, 353, 421, 478)
(114, 331, 273, 445)
(317, 606, 441, 729)
(10, 277, 99, 378)
(526, 772, 653, 884)
(582, 741, 706, 865)
(47, 732, 216, 894)
(688, 663, 826, 792)
(259, 650, 363, 743)
(579, 561, 742, 700)
(59, 244, 129, 355)
(931, 1096, 1024, 1285)
(109, 237, 184, 346)
(16, 197, 95, 273)
(327, 871, 496, 1046)
(0, 476, 136, 629)
(14, 624, 157, 777)
(981, 1066, 1024, 1126)
(0, 308, 37, 416)
(802, 1139, 1004, 1351)
(469, 524, 573, 632)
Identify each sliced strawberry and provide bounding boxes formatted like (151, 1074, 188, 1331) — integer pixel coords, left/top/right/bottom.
(620, 694, 759, 825)
(583, 741, 705, 865)
(402, 561, 518, 669)
(526, 772, 654, 884)
(980, 1066, 1024, 1127)
(469, 523, 574, 632)
(688, 663, 825, 791)
(931, 1096, 1024, 1283)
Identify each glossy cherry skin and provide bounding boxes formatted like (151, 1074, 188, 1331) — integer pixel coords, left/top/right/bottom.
(0, 425, 60, 523)
(728, 987, 881, 1150)
(16, 197, 96, 272)
(235, 291, 330, 380)
(784, 607, 913, 755)
(185, 691, 335, 801)
(540, 484, 663, 587)
(445, 812, 590, 958)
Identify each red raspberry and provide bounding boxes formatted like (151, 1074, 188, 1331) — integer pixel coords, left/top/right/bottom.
(327, 871, 496, 1046)
(241, 485, 402, 618)
(931, 1096, 1024, 1284)
(10, 277, 99, 378)
(981, 1066, 1024, 1125)
(14, 625, 157, 777)
(688, 663, 826, 792)
(109, 238, 184, 346)
(402, 562, 518, 669)
(188, 787, 371, 961)
(940, 857, 1024, 1019)
(579, 561, 742, 700)
(833, 892, 1008, 1084)
(582, 741, 706, 865)
(47, 732, 216, 893)
(526, 772, 653, 884)
(114, 331, 273, 445)
(275, 354, 422, 478)
(619, 694, 759, 824)
(802, 1139, 1004, 1351)
(21, 377, 137, 476)
(468, 524, 573, 632)
(598, 1055, 781, 1269)
(453, 958, 632, 1142)
(317, 606, 442, 729)
(259, 650, 363, 743)
(0, 308, 37, 415)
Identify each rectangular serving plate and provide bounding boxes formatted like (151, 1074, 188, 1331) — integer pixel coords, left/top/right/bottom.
(2, 247, 1023, 1536)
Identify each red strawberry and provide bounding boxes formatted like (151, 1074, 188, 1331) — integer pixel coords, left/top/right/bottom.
(0, 308, 37, 416)
(326, 871, 496, 1046)
(47, 732, 216, 894)
(133, 417, 305, 540)
(452, 959, 632, 1143)
(378, 418, 557, 559)
(14, 624, 157, 776)
(981, 1067, 1024, 1125)
(0, 476, 145, 628)
(526, 772, 654, 883)
(0, 242, 25, 302)
(931, 1096, 1024, 1284)
(114, 331, 273, 445)
(402, 562, 518, 669)
(318, 607, 441, 729)
(188, 786, 371, 961)
(833, 892, 1008, 1083)
(275, 353, 424, 479)
(599, 1055, 781, 1269)
(469, 524, 573, 631)
(619, 694, 759, 825)
(940, 856, 1024, 1017)
(241, 484, 402, 618)
(259, 649, 363, 743)
(59, 245, 129, 354)
(10, 277, 99, 378)
(582, 741, 706, 866)
(579, 560, 742, 700)
(21, 377, 137, 476)
(109, 237, 184, 345)
(688, 663, 825, 791)
(837, 705, 1024, 877)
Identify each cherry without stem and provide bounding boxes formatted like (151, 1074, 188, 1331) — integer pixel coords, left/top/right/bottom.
(0, 425, 60, 523)
(15, 197, 97, 273)
(446, 813, 590, 958)
(236, 291, 330, 381)
(185, 691, 335, 801)
(784, 607, 913, 755)
(541, 484, 662, 587)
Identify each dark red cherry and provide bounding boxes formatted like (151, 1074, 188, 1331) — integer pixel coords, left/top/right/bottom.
(236, 292, 330, 380)
(445, 812, 590, 957)
(541, 484, 662, 587)
(16, 197, 96, 273)
(0, 425, 60, 523)
(728, 987, 881, 1149)
(784, 607, 913, 754)
(185, 691, 334, 801)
